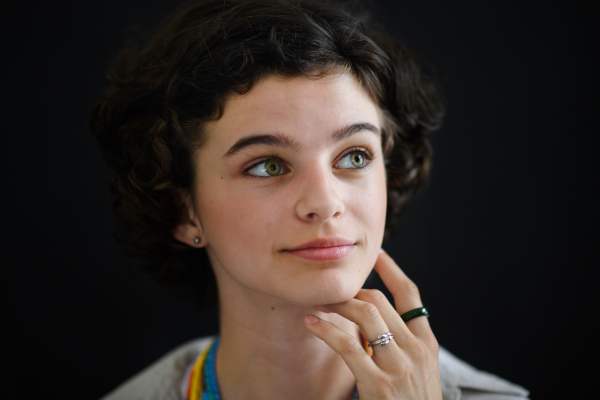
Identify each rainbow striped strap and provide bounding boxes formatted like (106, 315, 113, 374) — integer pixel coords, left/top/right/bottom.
(203, 338, 220, 399)
(188, 339, 214, 400)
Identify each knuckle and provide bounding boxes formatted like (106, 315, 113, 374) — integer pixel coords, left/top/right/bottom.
(412, 340, 430, 362)
(374, 375, 394, 399)
(357, 373, 396, 397)
(376, 377, 398, 398)
(405, 280, 420, 298)
(359, 302, 380, 322)
(374, 374, 392, 389)
(395, 279, 420, 300)
(339, 335, 360, 355)
(366, 289, 388, 304)
(427, 335, 440, 354)
(320, 321, 336, 335)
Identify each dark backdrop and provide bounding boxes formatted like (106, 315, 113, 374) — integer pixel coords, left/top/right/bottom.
(4, 1, 597, 399)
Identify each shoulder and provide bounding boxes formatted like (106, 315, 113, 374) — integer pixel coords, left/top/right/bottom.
(439, 346, 530, 400)
(99, 336, 214, 400)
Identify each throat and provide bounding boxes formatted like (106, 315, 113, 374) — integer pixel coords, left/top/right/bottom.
(215, 314, 358, 400)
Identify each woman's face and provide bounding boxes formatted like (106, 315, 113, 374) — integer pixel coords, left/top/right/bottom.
(189, 71, 387, 306)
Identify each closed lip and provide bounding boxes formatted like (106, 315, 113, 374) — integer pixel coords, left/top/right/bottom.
(284, 237, 355, 251)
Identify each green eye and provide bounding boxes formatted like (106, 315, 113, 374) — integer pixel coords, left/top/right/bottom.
(338, 151, 367, 169)
(265, 160, 281, 176)
(247, 159, 285, 177)
(350, 152, 364, 167)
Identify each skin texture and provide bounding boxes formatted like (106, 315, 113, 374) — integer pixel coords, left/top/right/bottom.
(173, 72, 441, 399)
(176, 71, 387, 306)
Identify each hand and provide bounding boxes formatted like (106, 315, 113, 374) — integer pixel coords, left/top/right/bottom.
(304, 250, 442, 400)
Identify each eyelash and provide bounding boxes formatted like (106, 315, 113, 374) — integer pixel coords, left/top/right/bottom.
(243, 156, 289, 179)
(335, 147, 375, 170)
(243, 146, 375, 179)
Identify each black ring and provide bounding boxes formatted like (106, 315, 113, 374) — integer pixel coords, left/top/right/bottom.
(400, 307, 429, 323)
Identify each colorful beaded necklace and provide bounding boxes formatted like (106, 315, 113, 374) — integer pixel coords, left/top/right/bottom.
(185, 334, 371, 400)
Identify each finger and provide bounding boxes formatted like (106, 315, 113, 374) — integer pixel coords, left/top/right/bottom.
(374, 250, 433, 339)
(304, 314, 378, 378)
(319, 299, 393, 346)
(354, 288, 409, 344)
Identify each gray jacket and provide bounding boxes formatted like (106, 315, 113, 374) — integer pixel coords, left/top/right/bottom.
(101, 337, 529, 400)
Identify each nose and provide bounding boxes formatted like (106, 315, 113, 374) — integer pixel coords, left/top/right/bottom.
(294, 164, 345, 223)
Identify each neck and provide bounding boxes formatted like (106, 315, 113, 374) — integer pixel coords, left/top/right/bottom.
(212, 259, 357, 400)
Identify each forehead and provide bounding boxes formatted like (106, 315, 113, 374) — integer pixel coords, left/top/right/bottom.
(204, 72, 382, 146)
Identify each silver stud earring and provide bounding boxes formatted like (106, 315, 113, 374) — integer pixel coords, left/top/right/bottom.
(193, 237, 200, 245)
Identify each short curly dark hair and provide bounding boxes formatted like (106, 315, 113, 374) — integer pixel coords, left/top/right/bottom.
(89, 0, 444, 308)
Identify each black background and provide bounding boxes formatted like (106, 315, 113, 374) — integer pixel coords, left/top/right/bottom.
(3, 1, 597, 399)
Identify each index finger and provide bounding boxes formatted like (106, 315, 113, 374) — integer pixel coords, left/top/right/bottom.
(374, 250, 432, 339)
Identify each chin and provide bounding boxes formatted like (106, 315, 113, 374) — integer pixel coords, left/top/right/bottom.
(278, 270, 368, 306)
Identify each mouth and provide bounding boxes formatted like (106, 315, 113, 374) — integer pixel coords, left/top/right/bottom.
(283, 237, 356, 261)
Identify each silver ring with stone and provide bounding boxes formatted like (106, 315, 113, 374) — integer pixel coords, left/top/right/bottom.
(367, 332, 393, 347)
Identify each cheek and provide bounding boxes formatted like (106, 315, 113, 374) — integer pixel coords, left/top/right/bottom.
(198, 183, 284, 262)
(348, 165, 388, 235)
(203, 194, 253, 243)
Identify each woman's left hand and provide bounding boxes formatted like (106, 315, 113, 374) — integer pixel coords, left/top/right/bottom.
(304, 250, 442, 400)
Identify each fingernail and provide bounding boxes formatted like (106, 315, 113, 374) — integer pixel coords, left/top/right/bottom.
(379, 248, 385, 253)
(305, 315, 319, 324)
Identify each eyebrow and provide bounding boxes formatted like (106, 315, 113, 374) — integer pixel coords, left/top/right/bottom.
(222, 122, 380, 158)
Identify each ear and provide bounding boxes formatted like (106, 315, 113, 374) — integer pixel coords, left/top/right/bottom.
(170, 187, 208, 248)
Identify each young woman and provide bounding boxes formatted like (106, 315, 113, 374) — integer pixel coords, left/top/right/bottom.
(91, 0, 529, 399)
